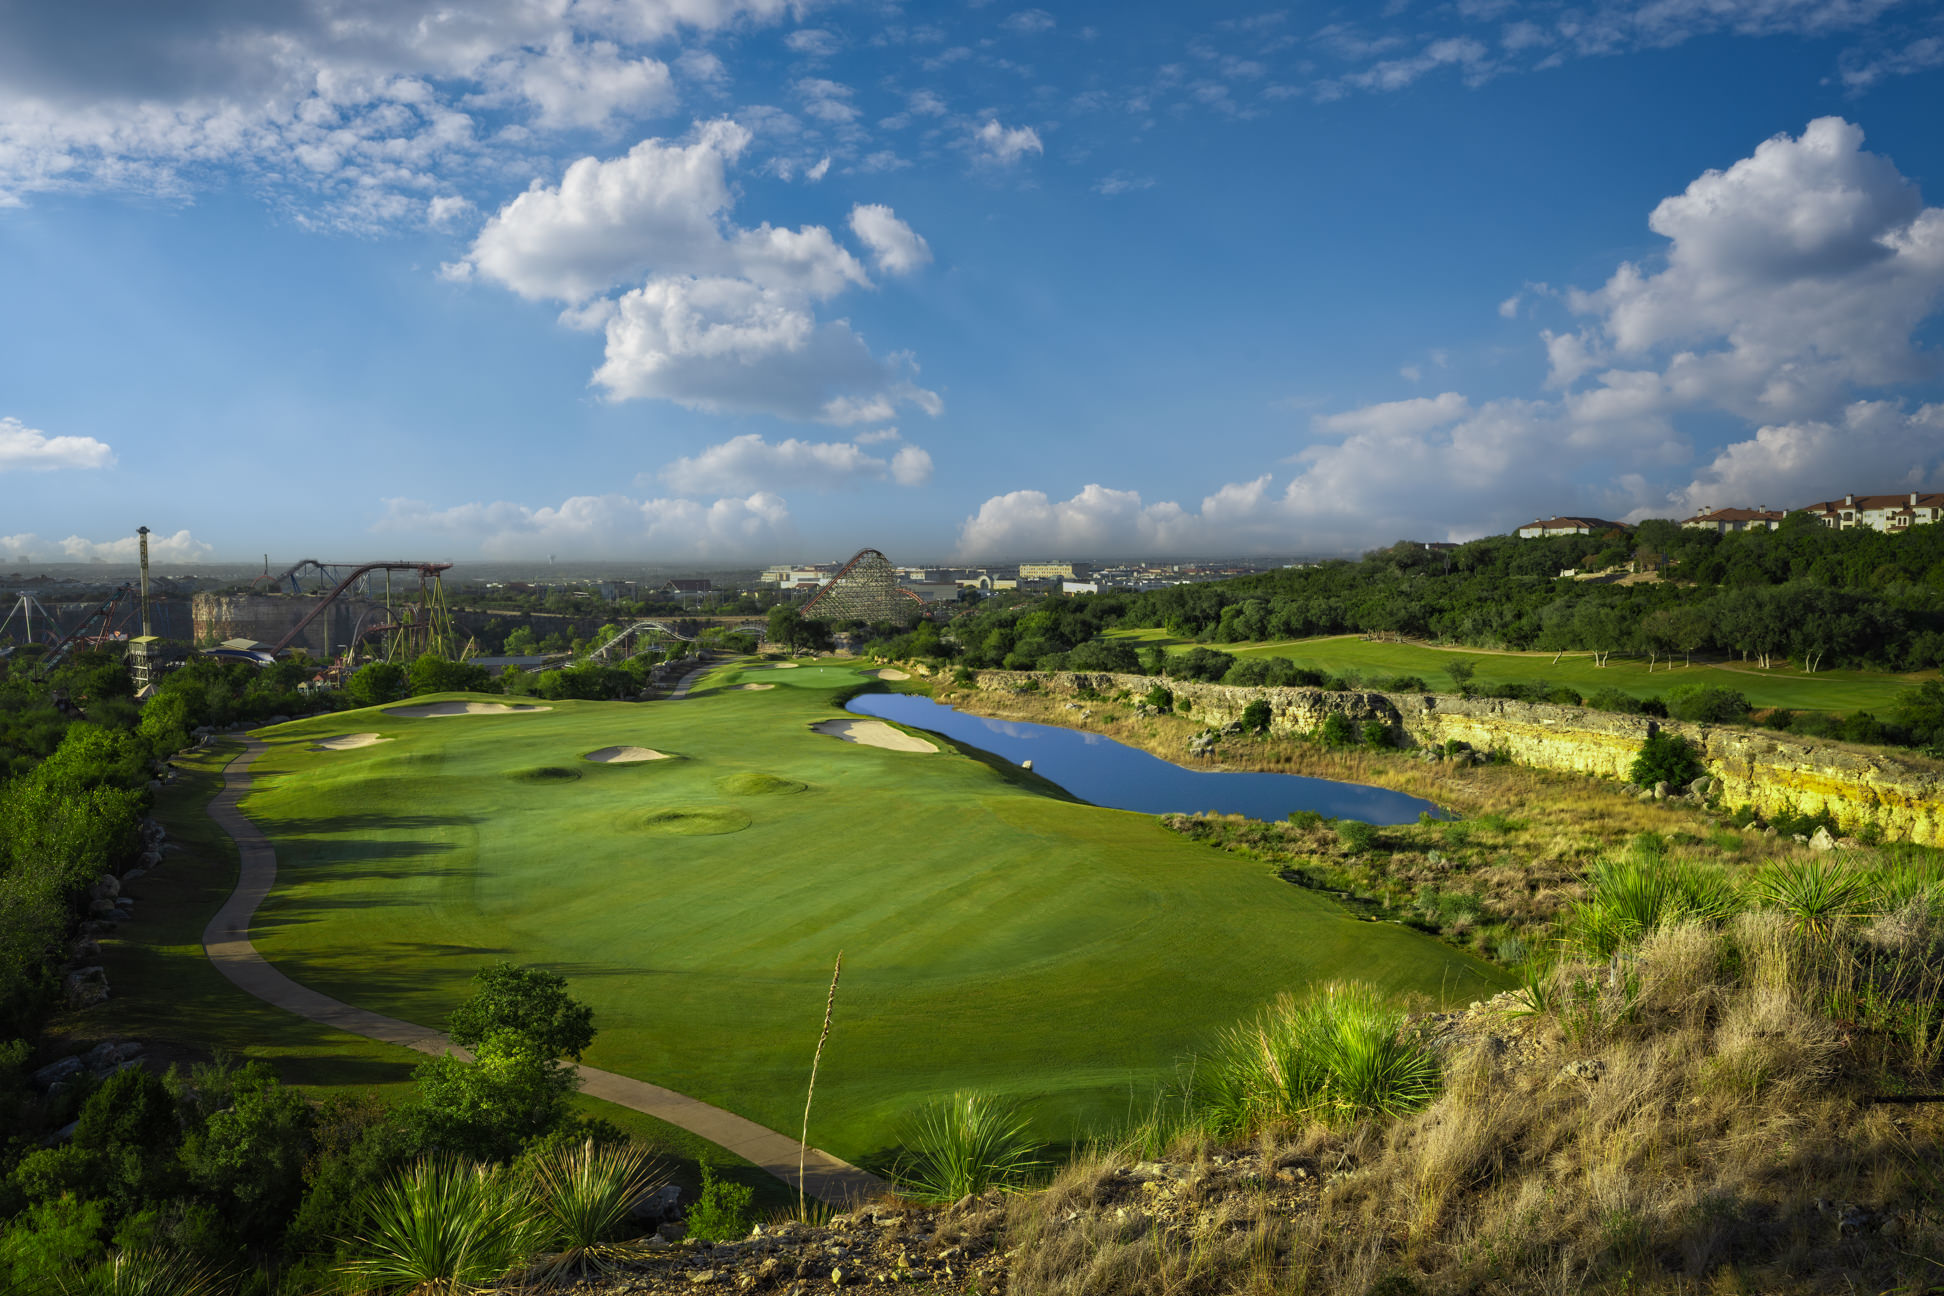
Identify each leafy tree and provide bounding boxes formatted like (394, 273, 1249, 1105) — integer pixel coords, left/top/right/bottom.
(345, 662, 407, 708)
(447, 963, 596, 1061)
(1893, 679, 1944, 753)
(1240, 700, 1272, 733)
(179, 1063, 316, 1245)
(1444, 659, 1477, 692)
(1629, 730, 1704, 790)
(406, 655, 493, 697)
(1664, 685, 1750, 725)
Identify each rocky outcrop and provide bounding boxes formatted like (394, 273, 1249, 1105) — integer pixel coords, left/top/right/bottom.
(973, 671, 1944, 845)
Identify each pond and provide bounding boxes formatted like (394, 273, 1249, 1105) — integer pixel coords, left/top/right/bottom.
(845, 693, 1444, 825)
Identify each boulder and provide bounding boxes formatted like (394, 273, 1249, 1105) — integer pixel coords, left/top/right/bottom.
(1809, 826, 1837, 852)
(65, 967, 109, 1007)
(90, 874, 120, 901)
(32, 1056, 83, 1090)
(1653, 781, 1669, 800)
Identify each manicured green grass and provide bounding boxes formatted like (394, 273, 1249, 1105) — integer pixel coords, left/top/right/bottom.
(1106, 630, 1927, 715)
(64, 737, 791, 1208)
(231, 661, 1504, 1165)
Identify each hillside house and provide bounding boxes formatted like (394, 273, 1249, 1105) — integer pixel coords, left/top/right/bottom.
(1516, 516, 1632, 539)
(1800, 493, 1944, 533)
(1681, 506, 1787, 534)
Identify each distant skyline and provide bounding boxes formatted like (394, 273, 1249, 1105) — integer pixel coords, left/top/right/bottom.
(4, 1, 1943, 564)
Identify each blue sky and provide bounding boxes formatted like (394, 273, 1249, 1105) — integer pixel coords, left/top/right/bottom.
(3, 0, 1943, 565)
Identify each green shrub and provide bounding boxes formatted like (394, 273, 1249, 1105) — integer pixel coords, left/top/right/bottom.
(1544, 685, 1584, 706)
(1143, 685, 1174, 713)
(1240, 700, 1272, 733)
(1361, 720, 1390, 747)
(1665, 685, 1751, 725)
(1335, 820, 1378, 853)
(1319, 713, 1355, 748)
(1629, 730, 1704, 789)
(952, 666, 975, 687)
(1752, 859, 1870, 939)
(682, 1166, 754, 1243)
(1198, 984, 1440, 1133)
(894, 1091, 1042, 1202)
(1568, 855, 1740, 958)
(1587, 687, 1645, 714)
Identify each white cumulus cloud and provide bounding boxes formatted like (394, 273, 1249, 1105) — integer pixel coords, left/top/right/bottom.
(973, 119, 1043, 165)
(848, 204, 932, 275)
(659, 433, 935, 492)
(378, 489, 792, 559)
(52, 529, 212, 562)
(0, 416, 115, 471)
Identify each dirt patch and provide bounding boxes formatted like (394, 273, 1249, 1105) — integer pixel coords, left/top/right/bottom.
(873, 668, 912, 681)
(308, 733, 390, 752)
(812, 718, 937, 753)
(383, 702, 553, 718)
(585, 746, 670, 763)
(734, 683, 776, 691)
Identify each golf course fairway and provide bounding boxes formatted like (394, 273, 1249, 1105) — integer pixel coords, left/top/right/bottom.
(232, 662, 1505, 1162)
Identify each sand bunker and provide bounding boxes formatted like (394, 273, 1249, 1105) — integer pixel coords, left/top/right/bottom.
(812, 718, 937, 754)
(873, 668, 912, 681)
(309, 733, 390, 751)
(734, 683, 776, 691)
(384, 702, 553, 718)
(585, 746, 670, 763)
(772, 661, 800, 669)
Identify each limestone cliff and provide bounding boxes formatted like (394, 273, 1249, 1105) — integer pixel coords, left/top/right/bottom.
(973, 671, 1944, 845)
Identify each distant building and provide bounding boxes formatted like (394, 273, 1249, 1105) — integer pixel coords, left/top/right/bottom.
(1680, 506, 1787, 534)
(1799, 492, 1944, 533)
(661, 579, 714, 603)
(1018, 561, 1093, 580)
(1516, 517, 1633, 539)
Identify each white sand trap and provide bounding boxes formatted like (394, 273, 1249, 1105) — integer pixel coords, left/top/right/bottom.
(384, 702, 554, 718)
(873, 668, 911, 680)
(585, 746, 671, 763)
(734, 683, 776, 691)
(813, 718, 937, 754)
(310, 733, 390, 751)
(773, 661, 800, 669)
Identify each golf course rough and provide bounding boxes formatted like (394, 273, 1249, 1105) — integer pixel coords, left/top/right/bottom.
(235, 667, 1507, 1161)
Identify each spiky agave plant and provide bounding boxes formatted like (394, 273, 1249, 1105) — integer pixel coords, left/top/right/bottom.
(1754, 856, 1871, 940)
(525, 1138, 669, 1282)
(895, 1091, 1042, 1202)
(338, 1156, 546, 1296)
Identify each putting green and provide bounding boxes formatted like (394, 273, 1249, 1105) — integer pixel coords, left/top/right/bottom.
(238, 663, 1504, 1161)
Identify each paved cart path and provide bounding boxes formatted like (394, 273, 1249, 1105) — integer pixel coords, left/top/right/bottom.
(201, 737, 882, 1205)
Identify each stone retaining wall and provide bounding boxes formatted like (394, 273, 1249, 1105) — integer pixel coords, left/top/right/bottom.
(972, 670, 1944, 845)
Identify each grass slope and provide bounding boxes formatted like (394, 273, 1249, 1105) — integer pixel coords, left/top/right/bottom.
(1107, 629, 1926, 714)
(58, 739, 792, 1207)
(232, 662, 1503, 1163)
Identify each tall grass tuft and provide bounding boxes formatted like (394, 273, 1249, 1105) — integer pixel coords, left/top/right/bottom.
(339, 1156, 545, 1296)
(896, 1091, 1043, 1201)
(1568, 855, 1739, 958)
(50, 1250, 224, 1296)
(1199, 983, 1440, 1134)
(525, 1138, 667, 1281)
(1752, 856, 1870, 939)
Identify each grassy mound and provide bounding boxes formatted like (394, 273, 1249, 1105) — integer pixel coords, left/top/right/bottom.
(638, 806, 752, 836)
(507, 765, 582, 783)
(717, 772, 808, 796)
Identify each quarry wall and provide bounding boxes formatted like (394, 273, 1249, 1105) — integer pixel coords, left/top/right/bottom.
(972, 670, 1944, 846)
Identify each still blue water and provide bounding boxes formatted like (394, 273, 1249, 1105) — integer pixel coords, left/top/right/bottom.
(846, 693, 1443, 825)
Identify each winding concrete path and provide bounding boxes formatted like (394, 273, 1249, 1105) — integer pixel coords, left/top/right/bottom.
(202, 737, 882, 1204)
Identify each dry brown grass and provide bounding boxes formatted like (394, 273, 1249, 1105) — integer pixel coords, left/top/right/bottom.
(1004, 915, 1944, 1295)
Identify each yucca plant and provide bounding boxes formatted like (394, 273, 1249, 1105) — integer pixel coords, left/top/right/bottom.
(50, 1249, 224, 1296)
(339, 1156, 546, 1296)
(524, 1138, 668, 1282)
(1753, 857, 1871, 939)
(895, 1091, 1042, 1201)
(1199, 983, 1440, 1133)
(1569, 858, 1740, 958)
